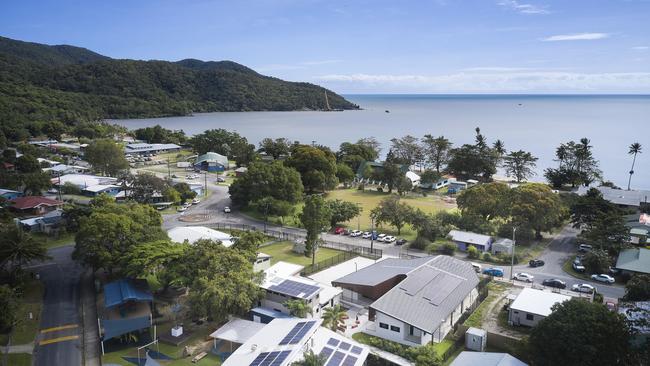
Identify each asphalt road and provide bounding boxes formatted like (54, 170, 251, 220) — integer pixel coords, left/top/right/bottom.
(30, 245, 83, 366)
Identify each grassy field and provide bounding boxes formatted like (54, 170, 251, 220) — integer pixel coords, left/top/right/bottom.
(260, 241, 343, 266)
(325, 188, 455, 240)
(562, 257, 593, 281)
(0, 279, 44, 346)
(4, 353, 31, 366)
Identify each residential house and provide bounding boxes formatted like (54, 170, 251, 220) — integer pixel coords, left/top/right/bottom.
(167, 226, 235, 247)
(16, 210, 64, 234)
(615, 248, 650, 276)
(44, 164, 89, 176)
(448, 180, 468, 194)
(234, 167, 248, 177)
(194, 152, 228, 172)
(124, 143, 181, 155)
(82, 184, 122, 197)
(260, 262, 342, 317)
(450, 352, 528, 366)
(508, 288, 571, 327)
(364, 256, 480, 346)
(491, 238, 514, 255)
(449, 230, 493, 252)
(626, 213, 649, 246)
(214, 318, 369, 366)
(577, 186, 650, 211)
(10, 196, 64, 216)
(0, 188, 22, 200)
(53, 174, 117, 189)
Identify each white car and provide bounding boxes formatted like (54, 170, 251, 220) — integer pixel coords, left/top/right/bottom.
(572, 283, 596, 293)
(377, 233, 387, 241)
(223, 206, 231, 213)
(383, 235, 396, 243)
(362, 232, 372, 239)
(177, 206, 187, 212)
(350, 230, 362, 237)
(513, 273, 534, 283)
(591, 274, 615, 284)
(192, 198, 201, 204)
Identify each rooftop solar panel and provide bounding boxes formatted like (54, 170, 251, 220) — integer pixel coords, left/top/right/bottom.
(269, 350, 291, 366)
(326, 351, 346, 366)
(350, 346, 362, 355)
(250, 352, 269, 366)
(342, 355, 358, 366)
(320, 347, 334, 361)
(278, 321, 317, 345)
(338, 342, 351, 351)
(269, 279, 320, 299)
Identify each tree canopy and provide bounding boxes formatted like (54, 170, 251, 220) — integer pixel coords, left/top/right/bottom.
(371, 195, 414, 235)
(545, 138, 602, 188)
(229, 161, 303, 207)
(85, 139, 129, 176)
(300, 195, 331, 261)
(286, 145, 338, 193)
(190, 129, 256, 167)
(504, 150, 538, 182)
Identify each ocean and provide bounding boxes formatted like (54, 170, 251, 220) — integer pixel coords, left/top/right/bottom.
(113, 94, 650, 189)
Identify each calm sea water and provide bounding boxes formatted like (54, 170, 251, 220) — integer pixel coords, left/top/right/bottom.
(113, 94, 650, 189)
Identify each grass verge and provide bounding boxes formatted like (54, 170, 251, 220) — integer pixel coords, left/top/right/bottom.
(34, 232, 75, 249)
(0, 279, 44, 346)
(260, 241, 343, 266)
(5, 353, 31, 366)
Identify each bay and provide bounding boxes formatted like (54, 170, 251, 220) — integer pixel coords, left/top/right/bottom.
(113, 94, 650, 189)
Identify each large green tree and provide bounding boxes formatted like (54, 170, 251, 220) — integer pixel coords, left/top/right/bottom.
(336, 138, 380, 171)
(545, 138, 602, 188)
(623, 274, 650, 301)
(326, 199, 361, 228)
(130, 173, 169, 204)
(300, 195, 331, 263)
(446, 128, 499, 182)
(258, 137, 292, 159)
(510, 183, 566, 239)
(529, 299, 634, 366)
(229, 161, 303, 206)
(286, 145, 338, 193)
(422, 135, 452, 173)
(371, 195, 414, 235)
(0, 225, 49, 282)
(85, 139, 129, 176)
(335, 163, 355, 188)
(389, 135, 423, 166)
(504, 150, 538, 183)
(190, 129, 256, 167)
(571, 188, 629, 253)
(456, 182, 511, 221)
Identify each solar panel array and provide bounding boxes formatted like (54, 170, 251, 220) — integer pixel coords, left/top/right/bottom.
(320, 338, 363, 366)
(278, 321, 317, 345)
(249, 350, 291, 366)
(268, 279, 320, 299)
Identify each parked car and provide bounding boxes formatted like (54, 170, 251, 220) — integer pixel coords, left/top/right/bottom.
(482, 268, 504, 277)
(514, 273, 534, 282)
(608, 267, 621, 275)
(223, 206, 231, 213)
(572, 261, 586, 273)
(334, 227, 345, 235)
(216, 176, 226, 182)
(342, 229, 351, 235)
(350, 230, 362, 237)
(395, 239, 407, 246)
(362, 232, 372, 239)
(383, 235, 396, 243)
(542, 278, 567, 289)
(529, 259, 545, 267)
(177, 206, 187, 212)
(578, 244, 593, 253)
(572, 283, 596, 293)
(377, 233, 387, 241)
(192, 198, 201, 204)
(591, 274, 615, 284)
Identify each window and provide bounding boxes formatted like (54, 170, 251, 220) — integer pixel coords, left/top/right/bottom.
(409, 325, 415, 336)
(390, 325, 400, 333)
(379, 323, 389, 329)
(526, 314, 534, 321)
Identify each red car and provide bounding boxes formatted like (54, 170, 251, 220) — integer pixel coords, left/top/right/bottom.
(334, 227, 345, 234)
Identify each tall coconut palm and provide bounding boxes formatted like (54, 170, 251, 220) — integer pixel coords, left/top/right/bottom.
(321, 304, 347, 332)
(0, 225, 49, 281)
(627, 142, 642, 190)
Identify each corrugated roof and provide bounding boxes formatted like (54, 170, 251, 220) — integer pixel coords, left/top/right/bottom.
(449, 230, 492, 245)
(509, 288, 571, 317)
(10, 196, 64, 210)
(577, 186, 650, 207)
(104, 279, 153, 309)
(332, 256, 433, 287)
(450, 352, 528, 366)
(195, 152, 228, 166)
(370, 255, 479, 332)
(616, 248, 650, 274)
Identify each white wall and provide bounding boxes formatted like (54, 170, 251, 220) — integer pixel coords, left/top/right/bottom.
(508, 308, 544, 327)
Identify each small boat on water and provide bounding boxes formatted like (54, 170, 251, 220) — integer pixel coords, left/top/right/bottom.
(385, 110, 390, 113)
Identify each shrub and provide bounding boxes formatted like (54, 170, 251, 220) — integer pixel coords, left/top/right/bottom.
(467, 245, 479, 259)
(61, 182, 82, 195)
(440, 242, 456, 255)
(410, 235, 431, 251)
(482, 252, 492, 261)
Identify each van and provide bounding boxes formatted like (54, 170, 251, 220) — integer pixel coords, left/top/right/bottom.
(578, 244, 593, 252)
(471, 263, 482, 273)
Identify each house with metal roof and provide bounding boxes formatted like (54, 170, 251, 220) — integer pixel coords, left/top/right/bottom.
(491, 238, 514, 255)
(216, 318, 369, 366)
(0, 188, 22, 200)
(194, 152, 228, 172)
(52, 174, 117, 188)
(577, 186, 650, 210)
(450, 352, 528, 366)
(82, 184, 122, 197)
(364, 256, 480, 346)
(508, 288, 571, 327)
(167, 226, 235, 246)
(124, 143, 181, 155)
(449, 230, 493, 252)
(615, 248, 650, 276)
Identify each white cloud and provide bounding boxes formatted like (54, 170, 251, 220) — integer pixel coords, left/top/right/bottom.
(498, 0, 549, 14)
(255, 59, 342, 72)
(632, 46, 649, 50)
(315, 71, 650, 93)
(300, 59, 342, 66)
(542, 33, 610, 41)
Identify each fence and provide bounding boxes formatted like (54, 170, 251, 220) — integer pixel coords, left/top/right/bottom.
(300, 251, 358, 276)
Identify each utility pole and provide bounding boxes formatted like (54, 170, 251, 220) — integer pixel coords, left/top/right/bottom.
(370, 217, 375, 252)
(510, 227, 517, 281)
(204, 171, 208, 197)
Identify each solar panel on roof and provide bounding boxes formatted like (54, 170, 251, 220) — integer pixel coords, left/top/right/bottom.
(269, 279, 320, 299)
(327, 338, 340, 347)
(342, 355, 358, 366)
(350, 346, 362, 355)
(269, 351, 291, 366)
(338, 342, 351, 351)
(320, 347, 334, 361)
(250, 352, 269, 366)
(278, 321, 317, 345)
(326, 351, 346, 366)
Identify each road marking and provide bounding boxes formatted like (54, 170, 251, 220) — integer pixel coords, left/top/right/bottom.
(40, 324, 78, 334)
(39, 335, 79, 345)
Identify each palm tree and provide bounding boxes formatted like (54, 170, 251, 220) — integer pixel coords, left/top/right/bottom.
(321, 305, 347, 332)
(0, 225, 50, 281)
(292, 350, 326, 366)
(627, 142, 642, 190)
(492, 139, 506, 166)
(284, 299, 312, 318)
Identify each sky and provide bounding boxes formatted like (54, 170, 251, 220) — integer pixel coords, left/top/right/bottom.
(1, 0, 649, 93)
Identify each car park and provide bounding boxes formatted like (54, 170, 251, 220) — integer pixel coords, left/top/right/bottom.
(395, 239, 407, 246)
(513, 273, 534, 282)
(591, 274, 615, 283)
(350, 230, 362, 237)
(542, 278, 566, 289)
(362, 232, 372, 239)
(571, 283, 596, 293)
(223, 206, 231, 213)
(578, 244, 593, 253)
(529, 259, 545, 267)
(482, 268, 504, 277)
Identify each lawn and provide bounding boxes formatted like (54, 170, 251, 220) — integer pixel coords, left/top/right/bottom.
(4, 353, 31, 366)
(0, 279, 44, 346)
(34, 232, 74, 249)
(562, 257, 593, 281)
(260, 241, 343, 267)
(464, 281, 508, 328)
(325, 188, 454, 240)
(352, 332, 454, 358)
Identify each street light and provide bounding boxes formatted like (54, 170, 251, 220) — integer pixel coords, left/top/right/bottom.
(510, 227, 517, 281)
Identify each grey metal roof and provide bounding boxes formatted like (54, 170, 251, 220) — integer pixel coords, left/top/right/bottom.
(577, 186, 650, 207)
(450, 352, 528, 366)
(616, 248, 650, 274)
(332, 256, 433, 287)
(370, 255, 479, 333)
(493, 238, 514, 247)
(448, 230, 492, 245)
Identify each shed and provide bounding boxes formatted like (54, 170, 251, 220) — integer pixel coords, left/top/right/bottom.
(508, 288, 570, 327)
(465, 327, 487, 352)
(491, 238, 514, 255)
(448, 230, 493, 252)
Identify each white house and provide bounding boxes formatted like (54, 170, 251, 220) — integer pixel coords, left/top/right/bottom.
(368, 255, 480, 346)
(167, 226, 234, 246)
(508, 288, 571, 327)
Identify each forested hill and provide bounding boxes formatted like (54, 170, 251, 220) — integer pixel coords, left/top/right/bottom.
(0, 36, 357, 140)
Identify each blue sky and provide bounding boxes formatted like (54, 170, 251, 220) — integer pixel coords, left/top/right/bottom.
(1, 0, 649, 93)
